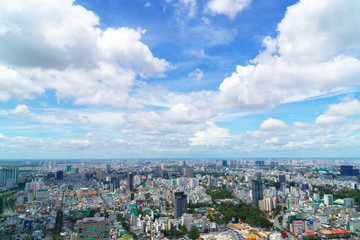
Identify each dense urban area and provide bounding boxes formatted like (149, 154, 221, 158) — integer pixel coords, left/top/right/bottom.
(1, 159, 360, 240)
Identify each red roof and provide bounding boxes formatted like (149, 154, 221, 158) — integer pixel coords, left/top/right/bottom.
(305, 232, 315, 236)
(320, 229, 350, 235)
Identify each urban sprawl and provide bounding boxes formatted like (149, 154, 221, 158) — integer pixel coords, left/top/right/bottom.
(1, 159, 360, 240)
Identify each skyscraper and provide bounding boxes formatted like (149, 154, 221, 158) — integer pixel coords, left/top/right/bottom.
(340, 165, 359, 176)
(56, 170, 64, 180)
(252, 179, 263, 207)
(174, 191, 187, 218)
(127, 173, 134, 191)
(183, 167, 195, 178)
(222, 160, 228, 167)
(0, 167, 19, 188)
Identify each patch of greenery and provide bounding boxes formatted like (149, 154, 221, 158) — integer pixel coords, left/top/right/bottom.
(334, 189, 360, 205)
(206, 187, 233, 201)
(214, 202, 273, 228)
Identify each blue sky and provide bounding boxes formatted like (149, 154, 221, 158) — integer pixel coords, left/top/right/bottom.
(0, 0, 360, 159)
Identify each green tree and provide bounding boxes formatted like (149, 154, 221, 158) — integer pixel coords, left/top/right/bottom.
(188, 227, 200, 240)
(278, 216, 283, 225)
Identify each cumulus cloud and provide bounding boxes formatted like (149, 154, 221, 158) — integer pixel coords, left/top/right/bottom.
(243, 98, 360, 152)
(0, 0, 171, 106)
(260, 118, 287, 131)
(316, 98, 360, 125)
(206, 0, 251, 19)
(0, 65, 44, 102)
(189, 122, 231, 146)
(216, 0, 360, 110)
(9, 104, 34, 117)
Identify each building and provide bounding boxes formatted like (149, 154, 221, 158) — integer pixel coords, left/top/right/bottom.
(154, 165, 163, 177)
(251, 180, 263, 207)
(127, 173, 134, 191)
(183, 167, 195, 178)
(344, 198, 355, 208)
(106, 164, 111, 173)
(255, 160, 265, 166)
(56, 171, 64, 180)
(324, 194, 334, 206)
(270, 161, 278, 168)
(340, 165, 359, 176)
(222, 160, 228, 167)
(174, 191, 187, 218)
(25, 180, 44, 194)
(47, 172, 55, 180)
(181, 213, 193, 230)
(279, 175, 286, 183)
(36, 189, 49, 201)
(0, 167, 19, 188)
(178, 159, 183, 167)
(160, 201, 166, 214)
(76, 217, 110, 240)
(66, 165, 72, 172)
(259, 196, 277, 212)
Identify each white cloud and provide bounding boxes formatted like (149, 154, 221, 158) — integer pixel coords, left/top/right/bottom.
(216, 0, 360, 110)
(0, 65, 44, 102)
(0, 0, 171, 106)
(178, 0, 197, 18)
(188, 68, 203, 80)
(206, 0, 251, 19)
(9, 104, 34, 117)
(316, 98, 360, 125)
(189, 122, 231, 146)
(0, 133, 7, 140)
(260, 118, 287, 131)
(144, 2, 151, 8)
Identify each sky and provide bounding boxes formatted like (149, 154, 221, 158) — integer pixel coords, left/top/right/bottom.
(0, 0, 360, 159)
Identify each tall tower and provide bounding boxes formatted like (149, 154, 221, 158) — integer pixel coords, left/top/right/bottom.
(174, 191, 187, 218)
(252, 179, 263, 207)
(127, 173, 134, 191)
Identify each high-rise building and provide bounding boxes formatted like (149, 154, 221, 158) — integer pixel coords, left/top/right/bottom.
(340, 165, 359, 176)
(252, 180, 263, 207)
(222, 160, 228, 167)
(174, 191, 187, 218)
(106, 164, 111, 173)
(270, 161, 278, 168)
(154, 165, 163, 177)
(160, 200, 166, 214)
(279, 175, 286, 183)
(183, 167, 195, 178)
(0, 167, 19, 188)
(127, 173, 134, 191)
(66, 165, 72, 172)
(255, 160, 265, 166)
(324, 194, 334, 206)
(76, 217, 110, 240)
(178, 159, 184, 167)
(56, 171, 64, 180)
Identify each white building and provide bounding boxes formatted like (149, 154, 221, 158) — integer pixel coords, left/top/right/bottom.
(181, 213, 193, 229)
(324, 194, 334, 206)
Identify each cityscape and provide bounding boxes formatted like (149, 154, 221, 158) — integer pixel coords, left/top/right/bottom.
(1, 0, 360, 239)
(1, 159, 360, 239)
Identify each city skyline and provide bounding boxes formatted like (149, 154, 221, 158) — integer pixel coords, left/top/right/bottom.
(0, 0, 360, 159)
